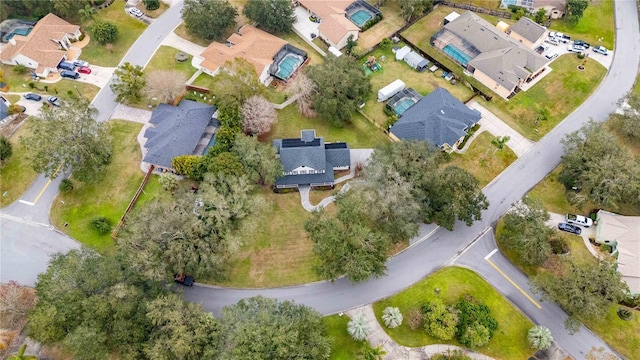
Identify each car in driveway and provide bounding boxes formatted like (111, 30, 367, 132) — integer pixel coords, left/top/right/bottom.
(60, 70, 80, 79)
(565, 214, 593, 227)
(593, 46, 609, 55)
(545, 52, 559, 60)
(47, 96, 60, 107)
(73, 60, 89, 68)
(573, 40, 590, 48)
(77, 66, 91, 74)
(567, 44, 586, 52)
(128, 7, 143, 17)
(544, 37, 559, 46)
(24, 93, 42, 101)
(558, 222, 582, 235)
(174, 274, 194, 287)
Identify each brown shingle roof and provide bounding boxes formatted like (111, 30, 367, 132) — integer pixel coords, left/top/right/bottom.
(199, 25, 287, 76)
(299, 0, 353, 18)
(0, 13, 78, 70)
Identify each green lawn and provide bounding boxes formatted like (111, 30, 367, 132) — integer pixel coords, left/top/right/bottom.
(324, 314, 368, 360)
(5, 94, 21, 104)
(0, 120, 38, 208)
(280, 32, 325, 66)
(50, 120, 147, 252)
(549, 0, 615, 49)
(144, 46, 198, 79)
(448, 131, 517, 187)
(80, 0, 147, 66)
(372, 266, 534, 360)
(267, 105, 390, 149)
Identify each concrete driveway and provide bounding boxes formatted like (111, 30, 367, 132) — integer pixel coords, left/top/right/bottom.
(74, 65, 116, 89)
(293, 6, 320, 41)
(546, 212, 600, 258)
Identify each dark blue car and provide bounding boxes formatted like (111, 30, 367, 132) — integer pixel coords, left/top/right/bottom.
(558, 222, 581, 235)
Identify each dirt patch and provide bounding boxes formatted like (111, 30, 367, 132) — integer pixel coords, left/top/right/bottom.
(0, 114, 28, 138)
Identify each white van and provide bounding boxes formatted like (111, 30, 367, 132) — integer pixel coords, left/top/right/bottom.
(545, 52, 558, 60)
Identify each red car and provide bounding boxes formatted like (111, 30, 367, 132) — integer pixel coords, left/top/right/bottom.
(77, 66, 91, 74)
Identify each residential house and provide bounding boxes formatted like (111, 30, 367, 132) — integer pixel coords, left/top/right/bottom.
(389, 87, 481, 151)
(273, 129, 350, 189)
(197, 25, 307, 85)
(142, 100, 218, 171)
(0, 101, 8, 120)
(506, 17, 548, 48)
(595, 210, 640, 295)
(0, 13, 81, 78)
(297, 0, 360, 49)
(431, 11, 548, 99)
(500, 0, 566, 19)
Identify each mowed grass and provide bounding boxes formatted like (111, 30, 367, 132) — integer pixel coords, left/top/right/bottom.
(266, 105, 390, 149)
(0, 120, 38, 208)
(448, 131, 517, 187)
(372, 266, 534, 360)
(173, 0, 251, 46)
(190, 72, 287, 104)
(357, 0, 405, 50)
(210, 188, 320, 287)
(50, 120, 145, 252)
(80, 0, 147, 66)
(144, 45, 198, 79)
(324, 314, 368, 360)
(550, 0, 615, 49)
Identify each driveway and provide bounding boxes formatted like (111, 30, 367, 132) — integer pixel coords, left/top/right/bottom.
(74, 65, 116, 89)
(293, 6, 320, 41)
(546, 212, 600, 258)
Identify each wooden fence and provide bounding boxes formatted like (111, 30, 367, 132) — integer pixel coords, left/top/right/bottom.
(440, 1, 512, 19)
(111, 165, 155, 239)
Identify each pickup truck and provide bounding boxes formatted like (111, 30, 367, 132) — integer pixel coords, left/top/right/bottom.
(565, 214, 593, 228)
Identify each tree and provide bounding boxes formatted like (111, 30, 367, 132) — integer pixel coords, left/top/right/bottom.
(531, 259, 629, 331)
(345, 34, 357, 55)
(78, 4, 96, 22)
(220, 296, 331, 359)
(89, 20, 118, 44)
(51, 0, 91, 22)
(500, 197, 553, 266)
(111, 62, 146, 104)
(306, 55, 371, 126)
(618, 92, 640, 141)
(422, 298, 458, 341)
(0, 135, 12, 162)
(230, 135, 283, 186)
(243, 0, 295, 33)
(288, 72, 317, 117)
(21, 97, 112, 183)
(213, 59, 263, 117)
(143, 70, 186, 104)
(454, 298, 497, 348)
(382, 307, 403, 328)
(172, 154, 207, 180)
(559, 121, 640, 209)
(158, 172, 178, 192)
(399, 0, 432, 23)
(528, 325, 553, 350)
(182, 0, 237, 41)
(0, 281, 37, 330)
(359, 344, 387, 360)
(533, 8, 547, 24)
(143, 0, 160, 11)
(566, 0, 589, 23)
(241, 95, 277, 136)
(207, 151, 244, 177)
(347, 315, 370, 341)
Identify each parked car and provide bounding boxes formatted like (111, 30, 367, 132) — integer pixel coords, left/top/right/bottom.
(73, 60, 89, 68)
(77, 66, 91, 74)
(544, 38, 559, 46)
(545, 52, 558, 60)
(567, 44, 586, 52)
(174, 274, 194, 287)
(57, 61, 75, 71)
(128, 7, 143, 17)
(558, 222, 582, 235)
(47, 96, 60, 107)
(535, 44, 549, 54)
(565, 214, 593, 227)
(60, 70, 80, 79)
(24, 93, 42, 101)
(593, 46, 609, 55)
(573, 40, 590, 48)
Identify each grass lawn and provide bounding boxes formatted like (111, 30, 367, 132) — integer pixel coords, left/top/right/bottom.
(359, 42, 475, 128)
(280, 32, 326, 66)
(372, 266, 534, 360)
(448, 131, 517, 187)
(173, 0, 251, 47)
(549, 0, 615, 49)
(324, 314, 368, 360)
(0, 64, 100, 102)
(50, 120, 146, 252)
(5, 94, 21, 104)
(190, 72, 287, 105)
(144, 45, 198, 79)
(0, 120, 38, 208)
(357, 0, 405, 50)
(135, 0, 169, 18)
(209, 187, 321, 287)
(80, 0, 147, 66)
(266, 105, 390, 149)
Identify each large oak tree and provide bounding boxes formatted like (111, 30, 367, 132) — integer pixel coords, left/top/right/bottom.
(182, 0, 237, 41)
(243, 0, 296, 34)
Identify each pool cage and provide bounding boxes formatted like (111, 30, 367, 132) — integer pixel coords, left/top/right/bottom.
(345, 0, 382, 28)
(269, 44, 308, 81)
(430, 29, 480, 68)
(386, 88, 423, 116)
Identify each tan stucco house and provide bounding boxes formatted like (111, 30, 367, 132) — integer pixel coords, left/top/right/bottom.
(506, 17, 548, 49)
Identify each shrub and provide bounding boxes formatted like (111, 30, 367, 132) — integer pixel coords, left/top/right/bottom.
(7, 104, 24, 115)
(144, 0, 160, 11)
(577, 52, 586, 59)
(454, 297, 498, 348)
(549, 236, 570, 254)
(0, 136, 13, 161)
(58, 179, 74, 193)
(430, 351, 472, 360)
(382, 307, 403, 328)
(90, 216, 112, 235)
(28, 82, 35, 89)
(89, 20, 118, 44)
(406, 308, 423, 330)
(378, 37, 392, 51)
(347, 316, 370, 341)
(12, 64, 28, 75)
(601, 244, 612, 254)
(528, 325, 553, 350)
(158, 172, 178, 192)
(422, 299, 458, 341)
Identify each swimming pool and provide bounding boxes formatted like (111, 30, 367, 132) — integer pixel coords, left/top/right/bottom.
(393, 98, 418, 115)
(5, 27, 32, 41)
(443, 44, 472, 67)
(350, 9, 373, 27)
(275, 54, 302, 80)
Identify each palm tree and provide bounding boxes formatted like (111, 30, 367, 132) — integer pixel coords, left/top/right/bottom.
(347, 315, 370, 341)
(359, 344, 387, 360)
(382, 307, 403, 328)
(78, 4, 96, 23)
(528, 325, 553, 350)
(7, 344, 38, 360)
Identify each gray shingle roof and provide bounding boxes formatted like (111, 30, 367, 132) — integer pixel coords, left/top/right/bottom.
(325, 142, 350, 167)
(0, 101, 8, 120)
(390, 88, 481, 148)
(275, 162, 335, 187)
(508, 17, 547, 44)
(143, 100, 216, 168)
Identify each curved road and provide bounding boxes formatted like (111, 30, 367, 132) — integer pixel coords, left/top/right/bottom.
(1, 0, 638, 358)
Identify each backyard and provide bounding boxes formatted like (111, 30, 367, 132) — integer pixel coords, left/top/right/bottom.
(356, 0, 405, 51)
(372, 266, 534, 360)
(0, 120, 38, 208)
(80, 0, 148, 67)
(549, 0, 615, 49)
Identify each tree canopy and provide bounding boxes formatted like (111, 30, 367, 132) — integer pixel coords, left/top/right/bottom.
(220, 296, 331, 359)
(500, 197, 554, 266)
(399, 0, 433, 22)
(21, 97, 112, 183)
(243, 0, 296, 34)
(144, 70, 187, 104)
(230, 135, 283, 186)
(182, 0, 237, 41)
(306, 55, 371, 126)
(566, 0, 589, 23)
(617, 92, 640, 141)
(111, 62, 146, 104)
(89, 20, 118, 44)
